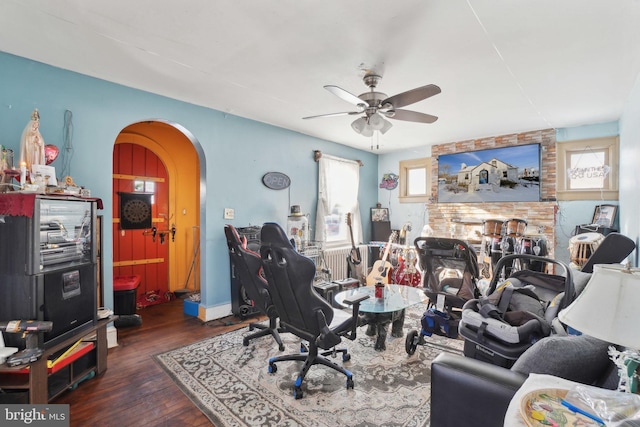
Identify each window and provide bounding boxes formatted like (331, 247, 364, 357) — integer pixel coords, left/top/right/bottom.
(557, 136, 619, 200)
(315, 154, 362, 247)
(399, 157, 432, 203)
(134, 180, 156, 203)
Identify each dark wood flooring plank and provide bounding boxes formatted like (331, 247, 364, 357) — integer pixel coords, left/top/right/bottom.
(52, 298, 258, 427)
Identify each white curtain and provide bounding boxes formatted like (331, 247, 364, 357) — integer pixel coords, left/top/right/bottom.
(315, 154, 362, 247)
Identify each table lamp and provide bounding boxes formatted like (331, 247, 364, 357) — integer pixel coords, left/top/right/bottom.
(558, 263, 640, 393)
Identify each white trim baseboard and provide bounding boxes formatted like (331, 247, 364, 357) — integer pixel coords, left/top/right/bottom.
(201, 302, 233, 322)
(107, 325, 119, 348)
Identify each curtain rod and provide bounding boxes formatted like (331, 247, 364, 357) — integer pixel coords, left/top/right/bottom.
(313, 150, 363, 167)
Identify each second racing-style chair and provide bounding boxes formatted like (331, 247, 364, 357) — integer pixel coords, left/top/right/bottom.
(259, 222, 368, 399)
(579, 232, 635, 273)
(224, 224, 284, 351)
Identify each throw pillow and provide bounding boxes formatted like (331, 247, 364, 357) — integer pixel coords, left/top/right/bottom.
(511, 334, 611, 385)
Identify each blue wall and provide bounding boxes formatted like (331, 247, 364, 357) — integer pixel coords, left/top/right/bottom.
(376, 146, 431, 242)
(0, 51, 379, 313)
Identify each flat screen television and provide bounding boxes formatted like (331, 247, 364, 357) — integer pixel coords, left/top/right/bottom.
(437, 143, 541, 203)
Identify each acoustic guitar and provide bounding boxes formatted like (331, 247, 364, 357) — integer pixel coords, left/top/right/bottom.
(345, 213, 365, 285)
(366, 231, 397, 285)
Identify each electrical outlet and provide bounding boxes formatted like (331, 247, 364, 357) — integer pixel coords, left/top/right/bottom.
(223, 208, 234, 220)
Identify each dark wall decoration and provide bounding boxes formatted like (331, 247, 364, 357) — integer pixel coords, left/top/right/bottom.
(120, 192, 152, 229)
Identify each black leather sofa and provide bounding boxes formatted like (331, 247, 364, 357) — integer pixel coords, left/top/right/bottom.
(430, 334, 618, 427)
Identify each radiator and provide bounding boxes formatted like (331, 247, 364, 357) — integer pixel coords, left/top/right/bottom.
(322, 245, 369, 281)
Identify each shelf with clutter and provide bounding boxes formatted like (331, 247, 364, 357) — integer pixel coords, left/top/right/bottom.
(0, 109, 91, 197)
(0, 317, 113, 404)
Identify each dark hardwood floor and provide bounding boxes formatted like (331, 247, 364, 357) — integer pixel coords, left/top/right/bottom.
(58, 298, 257, 427)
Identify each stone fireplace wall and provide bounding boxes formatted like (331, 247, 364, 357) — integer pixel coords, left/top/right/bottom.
(427, 129, 558, 257)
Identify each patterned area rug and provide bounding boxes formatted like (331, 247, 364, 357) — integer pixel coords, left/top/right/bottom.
(154, 303, 463, 427)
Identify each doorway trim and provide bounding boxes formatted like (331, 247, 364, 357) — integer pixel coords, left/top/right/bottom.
(114, 119, 208, 319)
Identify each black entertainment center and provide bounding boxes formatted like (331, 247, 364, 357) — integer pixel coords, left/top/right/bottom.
(0, 194, 98, 350)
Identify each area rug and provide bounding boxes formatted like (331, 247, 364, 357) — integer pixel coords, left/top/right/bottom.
(154, 303, 463, 427)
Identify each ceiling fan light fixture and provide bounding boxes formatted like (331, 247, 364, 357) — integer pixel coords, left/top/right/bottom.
(369, 113, 384, 130)
(380, 119, 393, 134)
(351, 117, 367, 134)
(308, 75, 440, 137)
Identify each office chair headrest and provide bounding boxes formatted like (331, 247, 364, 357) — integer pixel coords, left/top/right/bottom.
(261, 222, 293, 249)
(225, 224, 256, 255)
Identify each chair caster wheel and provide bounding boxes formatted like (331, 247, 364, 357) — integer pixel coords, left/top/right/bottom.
(268, 363, 277, 373)
(342, 353, 351, 362)
(293, 386, 303, 399)
(406, 330, 419, 355)
(242, 338, 249, 347)
(238, 305, 250, 320)
(346, 378, 354, 390)
(279, 344, 285, 351)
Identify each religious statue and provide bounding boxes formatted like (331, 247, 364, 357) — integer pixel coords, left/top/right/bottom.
(19, 109, 46, 170)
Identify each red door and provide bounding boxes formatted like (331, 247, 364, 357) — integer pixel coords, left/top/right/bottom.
(113, 143, 170, 306)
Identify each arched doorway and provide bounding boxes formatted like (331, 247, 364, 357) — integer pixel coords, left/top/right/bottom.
(112, 121, 201, 311)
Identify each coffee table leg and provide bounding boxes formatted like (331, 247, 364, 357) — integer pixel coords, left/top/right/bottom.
(362, 313, 376, 336)
(391, 309, 405, 338)
(375, 321, 388, 351)
(361, 312, 404, 351)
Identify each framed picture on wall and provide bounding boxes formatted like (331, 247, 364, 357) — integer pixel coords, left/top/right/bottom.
(371, 207, 389, 222)
(592, 204, 617, 228)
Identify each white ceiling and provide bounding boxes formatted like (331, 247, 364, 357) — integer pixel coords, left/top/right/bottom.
(1, 0, 640, 153)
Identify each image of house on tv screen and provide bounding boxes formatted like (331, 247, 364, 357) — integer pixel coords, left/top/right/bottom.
(437, 143, 541, 203)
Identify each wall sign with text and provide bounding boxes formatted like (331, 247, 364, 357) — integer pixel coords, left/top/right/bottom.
(262, 172, 291, 190)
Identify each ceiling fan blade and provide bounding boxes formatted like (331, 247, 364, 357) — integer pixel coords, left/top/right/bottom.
(324, 85, 367, 107)
(389, 109, 438, 124)
(382, 84, 441, 109)
(302, 111, 361, 120)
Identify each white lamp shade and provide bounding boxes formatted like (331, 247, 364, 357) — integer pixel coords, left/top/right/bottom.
(558, 263, 640, 349)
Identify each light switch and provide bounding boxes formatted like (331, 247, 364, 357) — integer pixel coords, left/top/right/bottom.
(224, 208, 235, 220)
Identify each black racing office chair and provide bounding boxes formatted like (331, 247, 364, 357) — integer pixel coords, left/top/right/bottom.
(259, 222, 368, 399)
(224, 224, 284, 351)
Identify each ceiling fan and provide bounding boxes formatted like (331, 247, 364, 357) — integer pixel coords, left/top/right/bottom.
(303, 73, 441, 137)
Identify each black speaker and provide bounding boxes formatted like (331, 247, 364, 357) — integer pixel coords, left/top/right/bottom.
(371, 221, 392, 265)
(229, 226, 262, 319)
(1, 264, 96, 349)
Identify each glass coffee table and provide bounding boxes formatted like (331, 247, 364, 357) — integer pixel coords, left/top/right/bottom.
(335, 284, 427, 351)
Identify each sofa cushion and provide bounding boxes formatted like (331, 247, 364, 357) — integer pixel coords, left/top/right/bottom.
(511, 334, 611, 385)
(572, 269, 592, 296)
